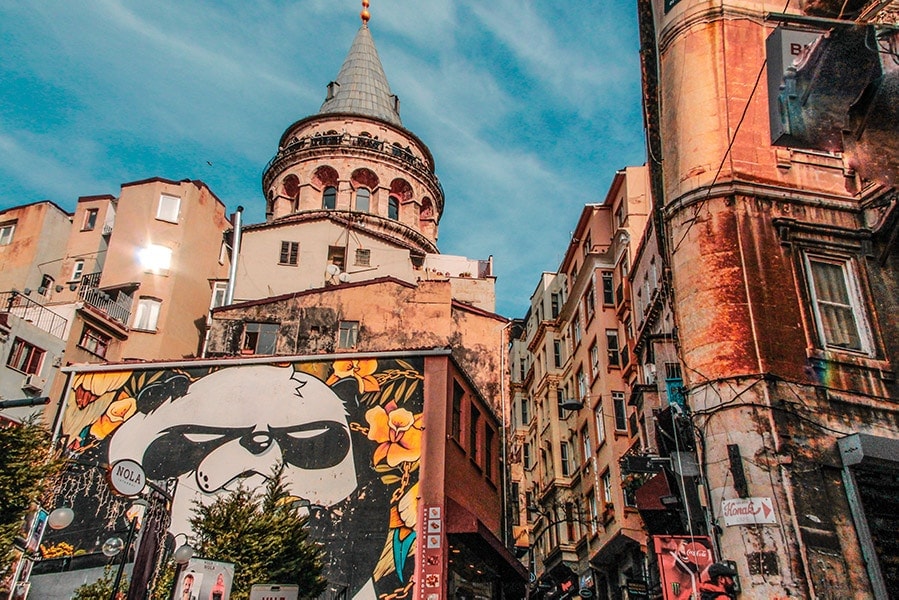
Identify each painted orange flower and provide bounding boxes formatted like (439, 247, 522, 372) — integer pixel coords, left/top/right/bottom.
(326, 359, 380, 393)
(88, 395, 137, 439)
(72, 371, 130, 408)
(366, 401, 423, 467)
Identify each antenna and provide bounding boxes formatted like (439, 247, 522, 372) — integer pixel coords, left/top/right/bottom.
(326, 264, 340, 276)
(338, 272, 350, 283)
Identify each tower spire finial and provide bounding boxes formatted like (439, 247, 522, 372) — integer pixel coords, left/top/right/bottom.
(361, 0, 370, 24)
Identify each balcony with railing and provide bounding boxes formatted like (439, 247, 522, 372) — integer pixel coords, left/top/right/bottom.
(78, 272, 132, 326)
(1, 291, 68, 339)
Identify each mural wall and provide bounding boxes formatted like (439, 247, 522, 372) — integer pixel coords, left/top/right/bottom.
(47, 357, 425, 600)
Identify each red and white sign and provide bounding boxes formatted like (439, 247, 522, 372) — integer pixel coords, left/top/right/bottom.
(722, 497, 776, 526)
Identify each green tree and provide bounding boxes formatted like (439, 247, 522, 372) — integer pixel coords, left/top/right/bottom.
(189, 466, 327, 600)
(71, 565, 128, 600)
(0, 417, 66, 571)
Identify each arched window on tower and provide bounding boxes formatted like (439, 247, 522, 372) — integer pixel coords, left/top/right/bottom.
(388, 196, 399, 220)
(355, 188, 370, 212)
(323, 186, 337, 210)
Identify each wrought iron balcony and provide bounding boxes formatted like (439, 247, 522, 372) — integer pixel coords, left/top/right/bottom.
(78, 272, 132, 326)
(1, 291, 68, 339)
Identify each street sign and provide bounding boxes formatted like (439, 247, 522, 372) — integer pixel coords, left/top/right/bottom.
(722, 497, 776, 526)
(107, 459, 146, 497)
(250, 584, 299, 600)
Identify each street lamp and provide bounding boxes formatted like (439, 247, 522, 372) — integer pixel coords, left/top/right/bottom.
(47, 506, 75, 530)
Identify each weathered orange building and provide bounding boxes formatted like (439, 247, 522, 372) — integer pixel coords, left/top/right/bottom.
(639, 0, 899, 597)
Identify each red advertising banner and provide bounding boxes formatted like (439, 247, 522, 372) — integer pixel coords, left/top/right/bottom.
(652, 535, 714, 600)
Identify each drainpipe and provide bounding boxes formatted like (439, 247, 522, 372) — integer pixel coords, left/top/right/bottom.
(224, 206, 244, 305)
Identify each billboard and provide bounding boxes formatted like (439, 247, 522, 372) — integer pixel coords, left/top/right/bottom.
(652, 535, 713, 600)
(177, 559, 233, 600)
(46, 357, 425, 600)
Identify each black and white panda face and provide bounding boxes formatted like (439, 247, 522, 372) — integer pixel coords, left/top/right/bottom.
(107, 366, 356, 535)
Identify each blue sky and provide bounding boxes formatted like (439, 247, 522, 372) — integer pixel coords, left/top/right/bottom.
(0, 1, 646, 317)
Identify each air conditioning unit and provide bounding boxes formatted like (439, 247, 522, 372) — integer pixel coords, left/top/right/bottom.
(22, 374, 45, 393)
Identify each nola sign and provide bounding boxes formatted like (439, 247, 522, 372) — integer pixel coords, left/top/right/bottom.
(722, 497, 776, 526)
(249, 584, 299, 600)
(107, 459, 146, 497)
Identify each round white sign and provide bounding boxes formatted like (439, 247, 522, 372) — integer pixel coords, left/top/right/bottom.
(108, 459, 146, 497)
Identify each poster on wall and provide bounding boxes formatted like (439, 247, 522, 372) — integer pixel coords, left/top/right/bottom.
(177, 559, 233, 600)
(652, 535, 714, 600)
(44, 356, 426, 600)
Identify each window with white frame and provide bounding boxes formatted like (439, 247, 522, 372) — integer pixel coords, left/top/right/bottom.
(560, 441, 571, 476)
(71, 259, 85, 283)
(805, 254, 872, 354)
(139, 244, 172, 274)
(590, 341, 600, 379)
(557, 388, 566, 419)
(577, 367, 588, 402)
(581, 425, 592, 460)
(338, 320, 359, 348)
(602, 271, 614, 305)
(523, 441, 532, 469)
(613, 391, 628, 431)
(7, 338, 44, 375)
(601, 470, 613, 504)
(595, 402, 606, 445)
(157, 194, 180, 223)
(133, 297, 162, 331)
(520, 396, 529, 425)
(606, 329, 620, 366)
(210, 281, 228, 310)
(0, 222, 15, 245)
(82, 208, 99, 231)
(572, 310, 582, 345)
(553, 339, 562, 368)
(584, 276, 596, 319)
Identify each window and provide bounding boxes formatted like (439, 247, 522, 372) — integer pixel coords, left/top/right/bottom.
(452, 381, 463, 441)
(553, 339, 563, 368)
(39, 274, 54, 295)
(590, 342, 600, 379)
(7, 338, 44, 375)
(388, 196, 399, 220)
(139, 244, 172, 274)
(551, 292, 561, 319)
(157, 194, 180, 223)
(485, 427, 495, 480)
(557, 388, 566, 419)
(523, 441, 532, 469)
(355, 187, 370, 212)
(323, 186, 337, 209)
(79, 326, 111, 358)
(601, 470, 613, 504)
(665, 362, 686, 407)
(595, 403, 606, 445)
(71, 260, 85, 283)
(805, 255, 871, 353)
(583, 232, 592, 254)
(355, 248, 371, 266)
(243, 322, 278, 354)
(581, 426, 592, 460)
(327, 246, 346, 271)
(470, 406, 481, 461)
(606, 329, 620, 366)
(520, 396, 530, 425)
(0, 222, 15, 246)
(584, 277, 596, 318)
(602, 272, 614, 305)
(210, 281, 228, 310)
(279, 241, 299, 265)
(570, 262, 579, 287)
(560, 441, 571, 476)
(133, 298, 162, 331)
(613, 391, 628, 431)
(577, 368, 588, 402)
(338, 321, 359, 348)
(82, 208, 99, 231)
(572, 310, 582, 345)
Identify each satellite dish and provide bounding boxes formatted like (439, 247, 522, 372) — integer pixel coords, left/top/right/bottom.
(326, 264, 340, 276)
(338, 272, 350, 283)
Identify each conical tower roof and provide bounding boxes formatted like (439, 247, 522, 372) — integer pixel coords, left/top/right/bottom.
(318, 23, 402, 127)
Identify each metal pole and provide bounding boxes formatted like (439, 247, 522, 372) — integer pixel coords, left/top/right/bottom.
(110, 516, 138, 600)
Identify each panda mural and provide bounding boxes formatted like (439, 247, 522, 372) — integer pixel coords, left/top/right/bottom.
(52, 358, 424, 600)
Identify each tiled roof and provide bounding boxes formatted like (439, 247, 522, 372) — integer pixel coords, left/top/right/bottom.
(318, 24, 402, 126)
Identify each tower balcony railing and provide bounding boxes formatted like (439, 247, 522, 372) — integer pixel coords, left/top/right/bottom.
(78, 272, 132, 327)
(1, 291, 68, 339)
(262, 132, 445, 208)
